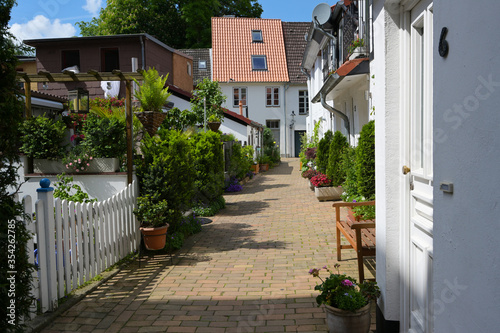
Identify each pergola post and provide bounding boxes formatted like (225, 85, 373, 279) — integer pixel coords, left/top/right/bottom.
(126, 80, 133, 185)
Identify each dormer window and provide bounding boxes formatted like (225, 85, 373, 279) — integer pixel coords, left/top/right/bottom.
(199, 60, 207, 70)
(251, 55, 267, 71)
(252, 30, 263, 43)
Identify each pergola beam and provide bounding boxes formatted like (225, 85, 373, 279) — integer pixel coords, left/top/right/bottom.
(16, 71, 144, 83)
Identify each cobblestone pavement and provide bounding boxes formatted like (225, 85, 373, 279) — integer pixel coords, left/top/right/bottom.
(40, 158, 375, 333)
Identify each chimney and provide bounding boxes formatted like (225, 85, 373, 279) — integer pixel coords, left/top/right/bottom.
(239, 100, 243, 116)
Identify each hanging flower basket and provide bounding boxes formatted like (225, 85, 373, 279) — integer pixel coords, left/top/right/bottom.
(207, 121, 221, 132)
(134, 111, 167, 137)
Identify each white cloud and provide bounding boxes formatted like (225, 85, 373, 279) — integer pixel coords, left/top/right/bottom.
(9, 15, 76, 42)
(83, 0, 102, 16)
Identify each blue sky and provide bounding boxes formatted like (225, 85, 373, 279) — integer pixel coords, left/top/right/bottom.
(9, 0, 320, 42)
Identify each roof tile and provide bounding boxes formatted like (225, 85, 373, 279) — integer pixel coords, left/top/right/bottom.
(212, 17, 289, 83)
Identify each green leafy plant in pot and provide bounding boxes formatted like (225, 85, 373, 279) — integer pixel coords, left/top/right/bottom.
(134, 195, 172, 250)
(309, 264, 380, 333)
(133, 67, 172, 136)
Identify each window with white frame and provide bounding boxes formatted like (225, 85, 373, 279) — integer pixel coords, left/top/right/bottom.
(252, 30, 263, 43)
(266, 87, 280, 107)
(233, 87, 247, 107)
(266, 120, 279, 129)
(299, 90, 309, 114)
(251, 55, 267, 70)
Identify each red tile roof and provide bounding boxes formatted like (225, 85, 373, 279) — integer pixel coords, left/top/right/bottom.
(212, 17, 289, 83)
(336, 57, 369, 76)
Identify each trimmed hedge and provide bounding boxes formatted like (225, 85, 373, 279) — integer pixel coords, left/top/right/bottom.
(326, 131, 349, 186)
(356, 120, 375, 198)
(316, 130, 333, 174)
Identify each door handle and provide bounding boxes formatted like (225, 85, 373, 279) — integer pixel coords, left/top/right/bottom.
(402, 165, 411, 175)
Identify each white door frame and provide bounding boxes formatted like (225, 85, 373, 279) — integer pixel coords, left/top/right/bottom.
(399, 0, 434, 332)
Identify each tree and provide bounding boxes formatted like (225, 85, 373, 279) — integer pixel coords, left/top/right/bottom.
(190, 78, 226, 125)
(1, 1, 35, 331)
(78, 0, 187, 48)
(77, 0, 263, 49)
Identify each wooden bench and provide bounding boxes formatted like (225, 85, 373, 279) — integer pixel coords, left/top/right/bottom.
(332, 201, 376, 282)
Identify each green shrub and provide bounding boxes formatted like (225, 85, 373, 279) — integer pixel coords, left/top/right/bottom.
(19, 115, 66, 159)
(53, 174, 97, 203)
(262, 127, 280, 164)
(81, 114, 126, 158)
(190, 131, 225, 202)
(1, 9, 36, 329)
(326, 131, 349, 186)
(228, 142, 251, 179)
(136, 129, 195, 230)
(193, 195, 226, 217)
(356, 120, 375, 199)
(340, 145, 358, 200)
(316, 130, 333, 174)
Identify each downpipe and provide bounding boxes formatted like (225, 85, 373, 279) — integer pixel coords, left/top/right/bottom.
(320, 92, 350, 144)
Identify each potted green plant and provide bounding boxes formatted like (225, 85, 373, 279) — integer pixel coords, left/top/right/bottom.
(207, 114, 222, 132)
(257, 155, 271, 172)
(133, 67, 172, 136)
(309, 264, 380, 333)
(133, 195, 171, 250)
(19, 115, 67, 173)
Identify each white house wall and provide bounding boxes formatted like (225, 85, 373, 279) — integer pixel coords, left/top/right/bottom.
(14, 157, 133, 212)
(169, 95, 191, 112)
(219, 120, 247, 144)
(371, 0, 402, 325)
(306, 56, 334, 139)
(433, 1, 500, 331)
(219, 82, 307, 157)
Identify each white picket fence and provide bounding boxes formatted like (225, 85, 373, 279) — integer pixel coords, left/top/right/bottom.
(22, 179, 139, 316)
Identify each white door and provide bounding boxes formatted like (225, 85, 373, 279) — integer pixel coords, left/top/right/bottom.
(401, 1, 434, 332)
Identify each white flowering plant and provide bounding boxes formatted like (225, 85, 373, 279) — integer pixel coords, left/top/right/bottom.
(309, 264, 380, 311)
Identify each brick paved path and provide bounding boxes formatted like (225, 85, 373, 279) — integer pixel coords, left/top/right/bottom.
(41, 158, 374, 333)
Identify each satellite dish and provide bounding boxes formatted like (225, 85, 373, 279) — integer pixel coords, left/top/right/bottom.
(312, 3, 332, 26)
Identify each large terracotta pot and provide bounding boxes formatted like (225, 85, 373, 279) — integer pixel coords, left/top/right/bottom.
(140, 224, 169, 250)
(324, 303, 371, 333)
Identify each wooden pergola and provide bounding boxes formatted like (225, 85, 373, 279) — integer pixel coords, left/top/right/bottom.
(17, 70, 144, 184)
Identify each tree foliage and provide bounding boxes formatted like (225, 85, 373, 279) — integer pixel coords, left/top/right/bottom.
(190, 78, 226, 124)
(77, 0, 263, 49)
(1, 1, 36, 331)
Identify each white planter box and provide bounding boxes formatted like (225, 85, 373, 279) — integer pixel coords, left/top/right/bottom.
(314, 186, 343, 201)
(86, 158, 120, 173)
(33, 158, 119, 174)
(33, 159, 67, 174)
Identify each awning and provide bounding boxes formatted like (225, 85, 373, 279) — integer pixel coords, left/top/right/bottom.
(312, 57, 369, 103)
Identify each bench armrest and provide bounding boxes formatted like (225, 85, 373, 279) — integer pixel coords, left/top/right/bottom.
(350, 222, 376, 229)
(332, 200, 375, 208)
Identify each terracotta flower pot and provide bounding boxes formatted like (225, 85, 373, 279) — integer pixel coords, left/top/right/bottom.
(324, 303, 371, 333)
(140, 224, 169, 250)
